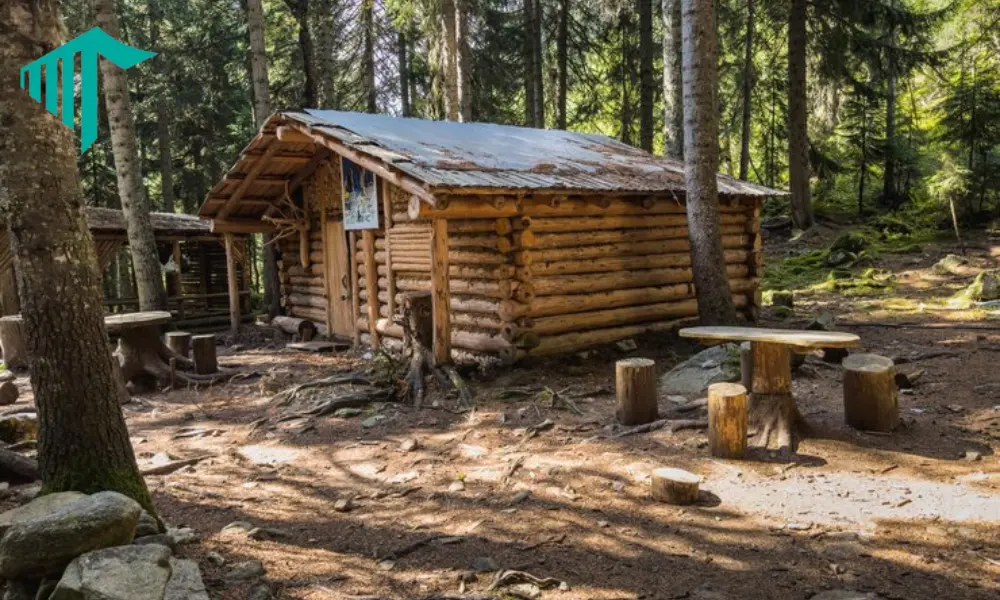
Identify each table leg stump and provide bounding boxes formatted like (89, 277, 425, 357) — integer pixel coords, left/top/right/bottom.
(843, 354, 898, 432)
(615, 358, 658, 426)
(651, 468, 701, 505)
(708, 383, 748, 459)
(192, 335, 218, 375)
(749, 341, 804, 452)
(166, 332, 192, 359)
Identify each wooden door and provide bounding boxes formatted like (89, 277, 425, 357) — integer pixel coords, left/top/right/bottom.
(324, 220, 354, 338)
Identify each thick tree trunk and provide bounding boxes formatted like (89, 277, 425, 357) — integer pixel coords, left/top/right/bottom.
(532, 0, 545, 128)
(441, 0, 460, 121)
(639, 0, 654, 152)
(619, 11, 633, 146)
(94, 0, 166, 312)
(787, 0, 813, 229)
(0, 0, 154, 513)
(311, 0, 337, 107)
(285, 0, 317, 107)
(455, 0, 473, 122)
(399, 32, 411, 117)
(556, 0, 568, 129)
(362, 0, 377, 113)
(150, 5, 174, 213)
(662, 0, 684, 160)
(858, 99, 868, 216)
(883, 59, 897, 206)
(247, 0, 281, 318)
(680, 0, 737, 326)
(523, 0, 537, 127)
(738, 0, 754, 181)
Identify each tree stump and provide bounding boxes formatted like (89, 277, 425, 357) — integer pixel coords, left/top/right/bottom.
(843, 354, 898, 432)
(615, 358, 658, 426)
(192, 335, 218, 375)
(650, 467, 701, 505)
(166, 332, 192, 359)
(396, 292, 471, 408)
(748, 341, 803, 453)
(0, 315, 27, 370)
(707, 383, 748, 459)
(270, 316, 316, 342)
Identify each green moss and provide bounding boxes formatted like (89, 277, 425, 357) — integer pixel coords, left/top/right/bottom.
(42, 465, 157, 519)
(948, 271, 1000, 308)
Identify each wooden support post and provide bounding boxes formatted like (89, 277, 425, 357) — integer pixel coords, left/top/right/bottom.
(430, 218, 451, 365)
(321, 211, 335, 333)
(223, 233, 240, 336)
(615, 358, 658, 425)
(843, 354, 898, 432)
(191, 334, 217, 375)
(0, 315, 27, 369)
(739, 342, 753, 391)
(242, 238, 252, 315)
(381, 179, 396, 319)
(349, 231, 361, 346)
(362, 229, 380, 347)
(166, 331, 192, 359)
(749, 341, 800, 452)
(651, 468, 700, 505)
(707, 383, 748, 459)
(171, 241, 185, 321)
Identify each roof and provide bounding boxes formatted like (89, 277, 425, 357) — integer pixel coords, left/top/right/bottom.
(86, 207, 210, 237)
(200, 110, 783, 221)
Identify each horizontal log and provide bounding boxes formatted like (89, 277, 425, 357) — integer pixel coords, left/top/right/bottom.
(285, 293, 327, 309)
(394, 276, 513, 299)
(309, 250, 325, 265)
(521, 197, 751, 217)
(519, 234, 750, 263)
(531, 295, 749, 336)
(360, 317, 515, 353)
(377, 263, 515, 279)
(514, 212, 746, 233)
(530, 317, 699, 357)
(270, 316, 317, 337)
(528, 283, 693, 317)
(530, 226, 740, 250)
(533, 265, 749, 296)
(286, 263, 325, 278)
(288, 305, 328, 325)
(281, 284, 326, 297)
(289, 275, 325, 287)
(530, 250, 749, 277)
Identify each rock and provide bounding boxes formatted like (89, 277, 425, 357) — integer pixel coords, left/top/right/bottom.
(361, 415, 387, 428)
(2, 580, 36, 600)
(399, 438, 419, 453)
(220, 521, 255, 538)
(659, 345, 741, 397)
(0, 491, 142, 579)
(333, 497, 354, 513)
(135, 510, 160, 538)
(964, 451, 982, 462)
(247, 584, 272, 600)
(616, 338, 637, 352)
(933, 254, 968, 276)
(0, 371, 13, 383)
(894, 369, 924, 390)
(49, 545, 172, 600)
(164, 558, 209, 600)
(771, 291, 794, 308)
(132, 534, 176, 552)
(248, 527, 289, 541)
(226, 559, 265, 582)
(333, 408, 363, 418)
(510, 583, 541, 599)
(166, 527, 197, 546)
(809, 592, 881, 600)
(206, 552, 225, 567)
(471, 556, 498, 572)
(807, 311, 836, 331)
(0, 491, 86, 538)
(448, 480, 465, 493)
(0, 382, 18, 406)
(0, 414, 36, 444)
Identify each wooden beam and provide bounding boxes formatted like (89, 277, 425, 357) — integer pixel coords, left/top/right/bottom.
(431, 218, 451, 365)
(277, 126, 315, 144)
(224, 233, 240, 335)
(223, 174, 290, 184)
(284, 122, 437, 207)
(217, 140, 282, 219)
(172, 241, 185, 321)
(289, 148, 333, 194)
(349, 231, 361, 346)
(381, 179, 396, 320)
(210, 219, 275, 234)
(362, 230, 380, 347)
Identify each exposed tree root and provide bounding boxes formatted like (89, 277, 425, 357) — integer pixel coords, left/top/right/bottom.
(612, 418, 708, 439)
(749, 392, 807, 455)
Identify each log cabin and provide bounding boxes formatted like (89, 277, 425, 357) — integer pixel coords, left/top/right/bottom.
(0, 207, 251, 331)
(199, 110, 781, 363)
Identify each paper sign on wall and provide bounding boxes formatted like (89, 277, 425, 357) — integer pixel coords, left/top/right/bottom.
(341, 157, 379, 230)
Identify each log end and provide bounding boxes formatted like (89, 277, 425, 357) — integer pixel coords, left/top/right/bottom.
(650, 467, 701, 505)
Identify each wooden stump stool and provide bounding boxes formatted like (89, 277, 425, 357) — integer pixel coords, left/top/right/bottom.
(651, 467, 701, 505)
(166, 332, 192, 359)
(707, 383, 748, 459)
(843, 354, 898, 432)
(615, 358, 658, 426)
(0, 316, 27, 370)
(191, 335, 218, 375)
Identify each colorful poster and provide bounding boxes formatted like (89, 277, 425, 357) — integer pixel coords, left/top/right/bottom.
(341, 157, 379, 230)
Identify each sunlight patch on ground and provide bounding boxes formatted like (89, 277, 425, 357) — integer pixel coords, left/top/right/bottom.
(238, 444, 301, 465)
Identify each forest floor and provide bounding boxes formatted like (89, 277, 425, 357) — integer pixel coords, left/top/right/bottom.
(6, 222, 1000, 600)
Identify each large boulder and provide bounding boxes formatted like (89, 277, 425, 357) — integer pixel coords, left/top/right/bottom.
(164, 558, 209, 600)
(49, 545, 172, 600)
(658, 345, 741, 398)
(0, 492, 86, 538)
(0, 491, 141, 579)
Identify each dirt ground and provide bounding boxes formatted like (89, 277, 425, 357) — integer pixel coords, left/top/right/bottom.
(4, 226, 1000, 600)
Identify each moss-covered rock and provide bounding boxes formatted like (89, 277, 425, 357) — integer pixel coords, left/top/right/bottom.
(950, 271, 1000, 307)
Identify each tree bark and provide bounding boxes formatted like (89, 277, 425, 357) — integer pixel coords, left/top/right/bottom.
(311, 0, 337, 107)
(662, 0, 684, 160)
(285, 0, 317, 107)
(0, 0, 154, 513)
(523, 0, 537, 127)
(639, 0, 654, 152)
(94, 0, 166, 312)
(455, 0, 473, 122)
(532, 0, 545, 127)
(616, 358, 658, 426)
(738, 0, 755, 181)
(556, 0, 568, 129)
(362, 0, 377, 113)
(247, 0, 282, 318)
(681, 0, 737, 326)
(787, 0, 813, 229)
(441, 0, 460, 120)
(883, 50, 897, 206)
(149, 4, 174, 213)
(398, 31, 411, 117)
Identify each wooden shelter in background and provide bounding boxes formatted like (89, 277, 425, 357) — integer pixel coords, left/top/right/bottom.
(0, 207, 251, 331)
(199, 110, 780, 362)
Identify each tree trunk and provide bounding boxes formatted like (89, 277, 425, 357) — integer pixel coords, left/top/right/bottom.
(531, 0, 545, 127)
(883, 54, 897, 206)
(94, 0, 166, 312)
(637, 0, 654, 152)
(619, 10, 633, 146)
(311, 0, 337, 108)
(523, 0, 537, 127)
(858, 98, 868, 216)
(441, 0, 460, 121)
(286, 0, 317, 107)
(398, 31, 411, 117)
(247, 0, 281, 319)
(738, 0, 754, 181)
(455, 0, 473, 122)
(0, 0, 155, 513)
(362, 0, 377, 113)
(787, 0, 813, 229)
(150, 5, 174, 213)
(556, 0, 568, 129)
(681, 0, 737, 326)
(662, 0, 684, 160)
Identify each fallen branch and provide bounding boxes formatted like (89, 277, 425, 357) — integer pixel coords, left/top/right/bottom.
(0, 446, 38, 481)
(486, 570, 564, 592)
(141, 455, 214, 476)
(613, 418, 708, 439)
(670, 398, 708, 413)
(379, 534, 447, 561)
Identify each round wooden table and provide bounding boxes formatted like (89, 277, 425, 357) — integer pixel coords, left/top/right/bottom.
(679, 326, 860, 453)
(108, 311, 178, 389)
